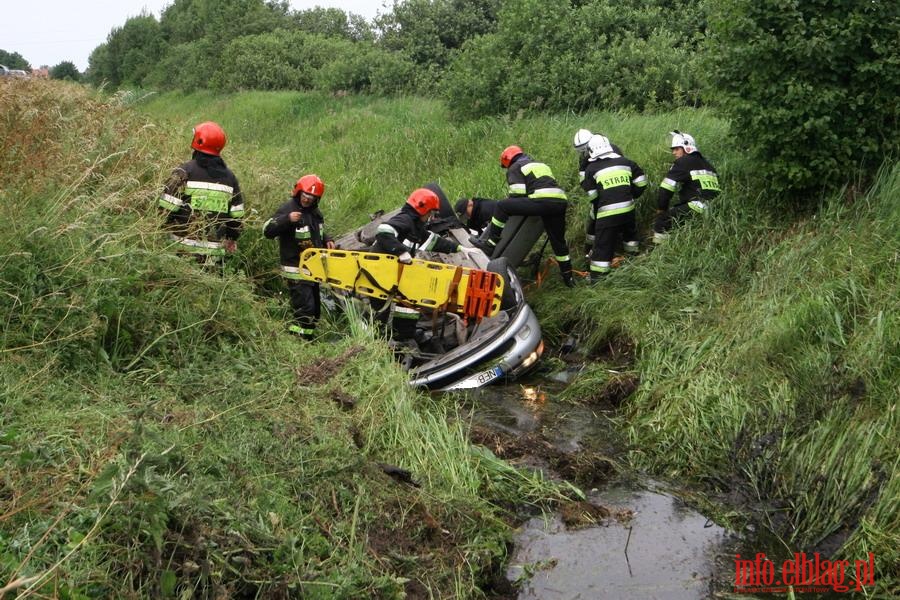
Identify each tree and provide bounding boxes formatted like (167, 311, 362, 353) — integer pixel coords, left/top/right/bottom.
(291, 7, 373, 41)
(50, 61, 80, 81)
(708, 0, 900, 199)
(0, 49, 31, 71)
(376, 0, 500, 70)
(86, 14, 162, 86)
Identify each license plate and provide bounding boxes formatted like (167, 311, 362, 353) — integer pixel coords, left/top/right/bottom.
(475, 365, 503, 385)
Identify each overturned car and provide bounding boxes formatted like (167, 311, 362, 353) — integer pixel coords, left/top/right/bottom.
(318, 184, 545, 391)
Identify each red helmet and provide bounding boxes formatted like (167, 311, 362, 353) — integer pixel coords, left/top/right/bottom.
(500, 145, 523, 168)
(191, 121, 227, 156)
(406, 188, 441, 216)
(293, 174, 325, 198)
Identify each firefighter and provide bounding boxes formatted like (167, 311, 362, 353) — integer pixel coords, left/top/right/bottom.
(574, 129, 624, 261)
(473, 145, 574, 287)
(582, 135, 647, 282)
(159, 121, 244, 267)
(454, 196, 498, 236)
(373, 188, 478, 341)
(263, 174, 333, 339)
(654, 130, 721, 243)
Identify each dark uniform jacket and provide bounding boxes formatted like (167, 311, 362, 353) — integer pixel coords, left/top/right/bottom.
(582, 153, 648, 228)
(373, 205, 460, 256)
(159, 151, 244, 255)
(263, 198, 331, 277)
(507, 154, 567, 200)
(658, 152, 720, 211)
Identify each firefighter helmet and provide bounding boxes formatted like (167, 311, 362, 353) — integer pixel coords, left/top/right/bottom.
(670, 130, 697, 154)
(191, 121, 227, 156)
(293, 174, 325, 199)
(587, 134, 614, 160)
(573, 129, 593, 153)
(500, 145, 523, 168)
(407, 188, 441, 216)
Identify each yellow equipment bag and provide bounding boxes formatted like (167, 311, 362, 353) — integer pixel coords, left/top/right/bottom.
(299, 249, 504, 319)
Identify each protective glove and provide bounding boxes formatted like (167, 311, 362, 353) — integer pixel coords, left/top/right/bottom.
(397, 251, 413, 264)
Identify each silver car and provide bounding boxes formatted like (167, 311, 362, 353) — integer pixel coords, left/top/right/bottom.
(330, 183, 544, 391)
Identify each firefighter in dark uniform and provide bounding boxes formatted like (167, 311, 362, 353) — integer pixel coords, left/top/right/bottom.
(574, 129, 624, 261)
(454, 196, 498, 236)
(373, 188, 477, 340)
(263, 175, 333, 339)
(582, 135, 648, 282)
(654, 130, 721, 243)
(159, 121, 245, 266)
(474, 145, 574, 287)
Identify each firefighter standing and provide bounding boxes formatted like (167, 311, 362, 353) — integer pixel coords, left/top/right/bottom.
(263, 175, 333, 339)
(159, 121, 245, 266)
(473, 146, 574, 287)
(574, 129, 623, 261)
(654, 131, 721, 243)
(582, 135, 647, 281)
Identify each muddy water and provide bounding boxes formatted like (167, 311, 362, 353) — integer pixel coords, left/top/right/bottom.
(462, 376, 741, 599)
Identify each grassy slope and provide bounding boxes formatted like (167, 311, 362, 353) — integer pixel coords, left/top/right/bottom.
(132, 89, 900, 595)
(0, 81, 565, 598)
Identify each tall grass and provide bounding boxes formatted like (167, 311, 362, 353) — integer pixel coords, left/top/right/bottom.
(0, 80, 566, 598)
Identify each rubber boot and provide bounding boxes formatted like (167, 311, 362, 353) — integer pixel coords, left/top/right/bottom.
(559, 260, 575, 288)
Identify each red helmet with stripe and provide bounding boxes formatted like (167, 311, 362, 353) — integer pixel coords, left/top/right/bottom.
(191, 121, 227, 156)
(293, 174, 325, 199)
(406, 188, 440, 216)
(500, 145, 523, 168)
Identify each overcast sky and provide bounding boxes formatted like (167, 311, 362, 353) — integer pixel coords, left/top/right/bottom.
(3, 1, 387, 71)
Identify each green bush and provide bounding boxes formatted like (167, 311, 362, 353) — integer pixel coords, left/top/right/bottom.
(213, 29, 317, 91)
(708, 0, 900, 199)
(443, 0, 705, 119)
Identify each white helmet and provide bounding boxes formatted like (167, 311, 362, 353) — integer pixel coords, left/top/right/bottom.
(670, 130, 697, 153)
(587, 134, 614, 160)
(573, 128, 592, 153)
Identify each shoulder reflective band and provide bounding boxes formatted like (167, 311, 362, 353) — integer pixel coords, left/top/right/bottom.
(520, 162, 554, 179)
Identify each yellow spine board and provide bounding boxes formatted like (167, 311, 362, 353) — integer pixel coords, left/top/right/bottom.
(299, 249, 503, 318)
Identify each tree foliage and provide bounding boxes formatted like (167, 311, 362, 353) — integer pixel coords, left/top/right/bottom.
(49, 61, 81, 81)
(376, 0, 500, 73)
(86, 14, 163, 86)
(708, 0, 900, 198)
(0, 49, 31, 71)
(442, 0, 706, 119)
(292, 7, 373, 41)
